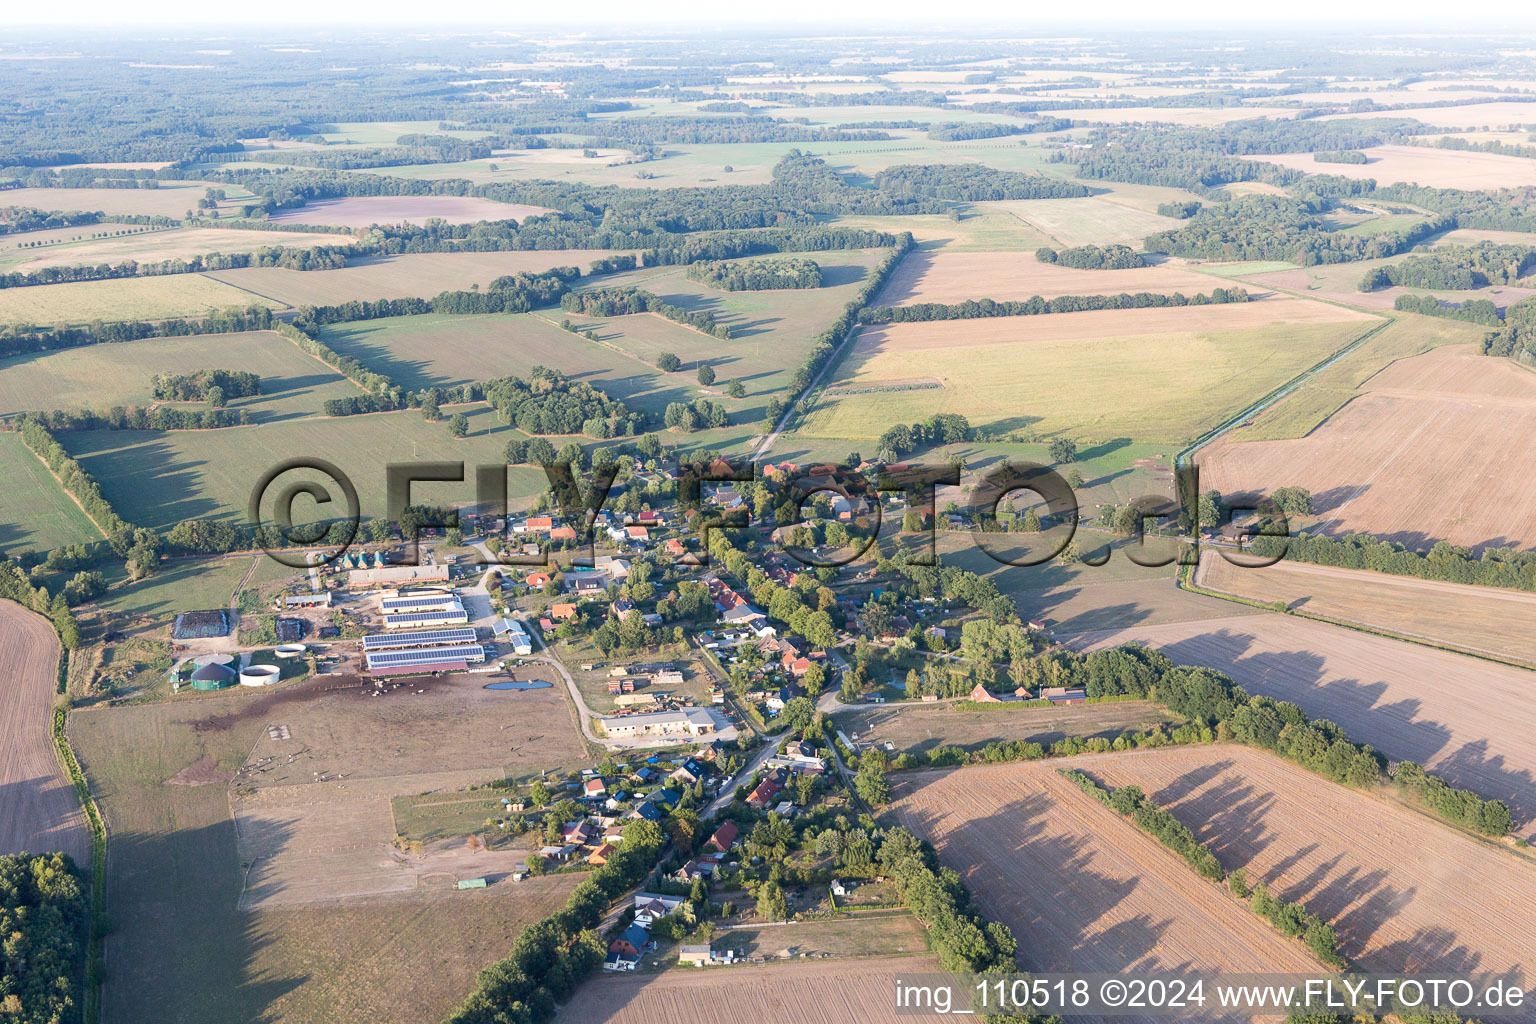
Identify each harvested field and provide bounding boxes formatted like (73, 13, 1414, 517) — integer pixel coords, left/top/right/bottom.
(833, 699, 1173, 755)
(1081, 745, 1536, 976)
(801, 304, 1379, 442)
(0, 601, 88, 863)
(1197, 551, 1536, 665)
(266, 196, 551, 228)
(1246, 145, 1536, 190)
(1323, 102, 1536, 129)
(1061, 106, 1301, 126)
(558, 956, 951, 1024)
(1239, 257, 1536, 313)
(991, 196, 1185, 248)
(0, 183, 251, 219)
(0, 431, 104, 552)
(0, 329, 361, 422)
(826, 209, 1055, 252)
(1201, 343, 1536, 550)
(0, 272, 279, 325)
(0, 226, 346, 274)
(875, 250, 1231, 306)
(205, 249, 627, 307)
(1071, 614, 1536, 830)
(889, 763, 1322, 1015)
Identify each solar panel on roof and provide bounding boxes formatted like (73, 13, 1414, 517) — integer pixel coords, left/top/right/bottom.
(380, 595, 463, 612)
(364, 644, 487, 669)
(383, 609, 469, 627)
(362, 627, 478, 651)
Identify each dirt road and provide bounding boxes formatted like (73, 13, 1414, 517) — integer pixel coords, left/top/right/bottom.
(0, 600, 88, 863)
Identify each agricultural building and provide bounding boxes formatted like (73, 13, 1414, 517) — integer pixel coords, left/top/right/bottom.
(172, 609, 230, 640)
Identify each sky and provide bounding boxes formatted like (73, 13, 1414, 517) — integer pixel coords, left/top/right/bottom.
(1, 0, 1531, 29)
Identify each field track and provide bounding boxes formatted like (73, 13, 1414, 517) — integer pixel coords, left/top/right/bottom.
(0, 600, 88, 863)
(1080, 745, 1536, 976)
(557, 956, 951, 1023)
(1072, 614, 1536, 830)
(891, 764, 1320, 1023)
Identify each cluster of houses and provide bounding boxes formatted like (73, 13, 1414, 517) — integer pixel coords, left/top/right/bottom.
(967, 682, 1087, 705)
(605, 818, 742, 972)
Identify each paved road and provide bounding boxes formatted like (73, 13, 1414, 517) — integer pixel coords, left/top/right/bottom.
(750, 324, 868, 462)
(704, 740, 779, 818)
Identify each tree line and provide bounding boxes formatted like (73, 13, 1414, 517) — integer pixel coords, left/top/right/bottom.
(870, 162, 1092, 201)
(1248, 526, 1536, 598)
(685, 256, 821, 290)
(1360, 242, 1536, 291)
(859, 287, 1251, 324)
(560, 286, 729, 339)
(0, 243, 349, 290)
(1036, 243, 1145, 269)
(1392, 293, 1501, 325)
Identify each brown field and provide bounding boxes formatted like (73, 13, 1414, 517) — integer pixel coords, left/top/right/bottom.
(1197, 550, 1536, 665)
(0, 183, 251, 219)
(205, 249, 629, 307)
(833, 699, 1174, 755)
(0, 601, 88, 863)
(266, 196, 551, 228)
(557, 956, 952, 1024)
(1323, 102, 1536, 129)
(1247, 145, 1536, 190)
(875, 250, 1232, 306)
(248, 876, 580, 1024)
(990, 196, 1186, 248)
(220, 672, 585, 787)
(1201, 343, 1536, 551)
(850, 298, 1377, 354)
(1082, 745, 1536, 976)
(1, 226, 347, 273)
(890, 763, 1322, 1019)
(1072, 613, 1536, 831)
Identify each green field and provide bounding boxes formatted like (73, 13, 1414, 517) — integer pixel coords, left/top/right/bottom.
(90, 553, 296, 625)
(0, 331, 362, 421)
(798, 315, 1379, 445)
(0, 273, 279, 326)
(825, 207, 1056, 252)
(0, 431, 104, 552)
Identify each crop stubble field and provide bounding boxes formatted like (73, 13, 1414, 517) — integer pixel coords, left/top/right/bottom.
(875, 250, 1233, 305)
(0, 601, 88, 863)
(802, 301, 1380, 442)
(890, 762, 1322, 1024)
(1073, 614, 1536, 831)
(1244, 145, 1536, 190)
(265, 195, 552, 227)
(1082, 746, 1536, 976)
(0, 272, 282, 325)
(557, 957, 952, 1024)
(0, 225, 347, 273)
(833, 699, 1173, 755)
(1201, 344, 1536, 550)
(1196, 550, 1536, 665)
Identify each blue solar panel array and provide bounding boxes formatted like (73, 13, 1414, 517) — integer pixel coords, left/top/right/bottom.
(383, 609, 469, 626)
(380, 595, 461, 611)
(362, 627, 478, 651)
(365, 644, 486, 668)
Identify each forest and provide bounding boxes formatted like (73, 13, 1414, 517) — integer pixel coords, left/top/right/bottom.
(0, 853, 87, 1024)
(685, 256, 822, 290)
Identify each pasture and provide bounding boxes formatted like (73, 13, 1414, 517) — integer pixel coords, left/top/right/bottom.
(889, 763, 1325, 997)
(875, 250, 1230, 305)
(266, 196, 551, 228)
(68, 678, 582, 1024)
(800, 303, 1380, 443)
(1201, 343, 1536, 550)
(205, 249, 627, 308)
(992, 196, 1185, 248)
(0, 225, 346, 274)
(58, 405, 560, 530)
(0, 273, 279, 325)
(1197, 550, 1536, 666)
(0, 431, 105, 551)
(824, 207, 1055, 252)
(559, 957, 952, 1024)
(1072, 613, 1536, 830)
(0, 602, 88, 863)
(1083, 745, 1536, 974)
(833, 699, 1173, 756)
(0, 330, 361, 422)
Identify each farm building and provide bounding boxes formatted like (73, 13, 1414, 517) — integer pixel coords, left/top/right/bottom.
(362, 627, 478, 651)
(283, 592, 332, 609)
(172, 609, 230, 640)
(380, 592, 461, 613)
(968, 683, 1004, 703)
(491, 617, 533, 654)
(598, 709, 717, 739)
(348, 564, 450, 588)
(364, 645, 486, 674)
(1041, 686, 1087, 705)
(382, 602, 469, 629)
